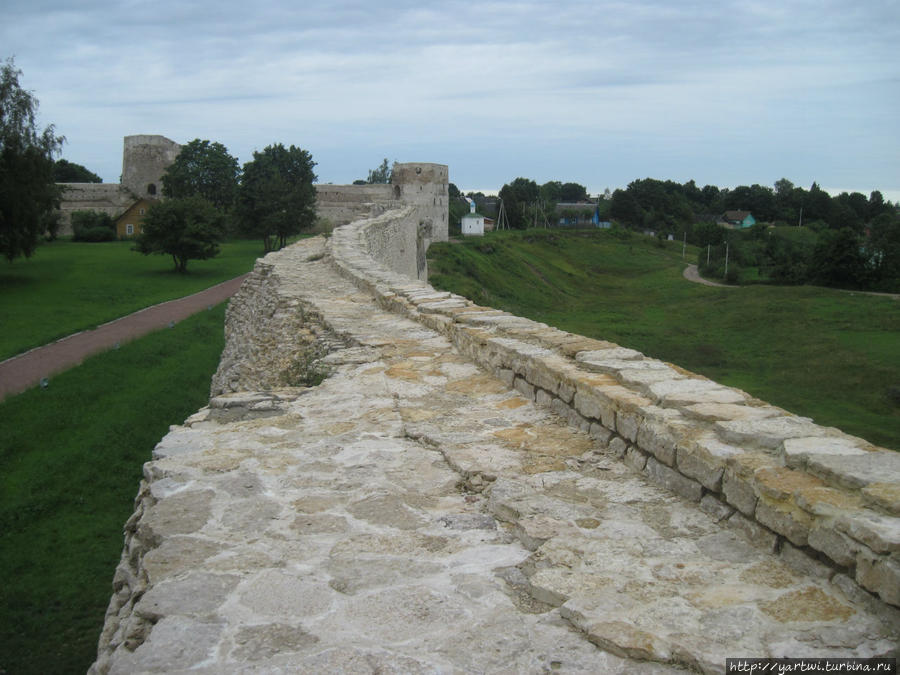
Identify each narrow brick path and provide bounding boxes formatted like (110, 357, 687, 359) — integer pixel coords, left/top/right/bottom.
(0, 274, 250, 401)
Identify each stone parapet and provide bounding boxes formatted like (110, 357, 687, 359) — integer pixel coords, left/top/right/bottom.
(329, 217, 900, 609)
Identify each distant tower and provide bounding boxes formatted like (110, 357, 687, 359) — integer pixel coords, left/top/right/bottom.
(121, 135, 181, 200)
(390, 163, 449, 279)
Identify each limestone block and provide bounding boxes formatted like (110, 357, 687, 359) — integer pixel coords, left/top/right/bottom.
(588, 423, 613, 445)
(558, 337, 619, 358)
(755, 497, 813, 547)
(856, 549, 900, 606)
(781, 436, 868, 470)
(726, 512, 779, 552)
(676, 432, 744, 492)
(834, 511, 900, 553)
(699, 494, 734, 522)
(497, 368, 515, 388)
(624, 445, 646, 472)
(134, 572, 240, 620)
(571, 390, 610, 427)
(793, 485, 863, 518)
(566, 407, 591, 433)
(575, 347, 644, 366)
(715, 416, 823, 451)
(644, 456, 703, 502)
(862, 483, 900, 517)
(524, 353, 573, 396)
(615, 366, 686, 393)
(616, 410, 642, 443)
(535, 388, 553, 407)
(752, 467, 826, 503)
(681, 403, 782, 423)
(635, 406, 692, 467)
(778, 541, 835, 580)
(560, 603, 673, 664)
(805, 450, 900, 490)
(808, 522, 864, 568)
(608, 437, 628, 459)
(648, 378, 747, 407)
(513, 376, 535, 401)
(721, 451, 780, 515)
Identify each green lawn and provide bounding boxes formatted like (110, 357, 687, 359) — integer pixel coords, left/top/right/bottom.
(428, 229, 900, 450)
(0, 304, 227, 675)
(0, 238, 264, 360)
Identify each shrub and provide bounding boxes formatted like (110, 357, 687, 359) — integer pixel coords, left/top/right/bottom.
(71, 210, 115, 242)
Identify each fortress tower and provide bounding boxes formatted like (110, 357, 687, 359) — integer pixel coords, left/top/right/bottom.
(120, 135, 181, 199)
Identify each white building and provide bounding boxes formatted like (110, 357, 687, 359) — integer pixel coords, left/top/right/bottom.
(461, 199, 484, 236)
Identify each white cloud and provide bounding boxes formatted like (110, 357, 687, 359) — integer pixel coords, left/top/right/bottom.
(2, 0, 897, 194)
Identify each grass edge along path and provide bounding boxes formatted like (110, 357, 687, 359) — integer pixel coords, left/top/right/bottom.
(427, 229, 900, 450)
(0, 238, 263, 361)
(0, 303, 227, 675)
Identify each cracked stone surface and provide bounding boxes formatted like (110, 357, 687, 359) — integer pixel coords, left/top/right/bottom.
(91, 238, 899, 674)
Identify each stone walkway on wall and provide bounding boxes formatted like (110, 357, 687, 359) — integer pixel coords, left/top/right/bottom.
(92, 239, 899, 674)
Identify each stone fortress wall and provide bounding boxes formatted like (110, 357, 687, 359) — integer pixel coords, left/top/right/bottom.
(90, 167, 899, 673)
(331, 214, 900, 608)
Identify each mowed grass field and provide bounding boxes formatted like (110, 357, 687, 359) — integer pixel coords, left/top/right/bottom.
(0, 238, 264, 360)
(427, 228, 900, 450)
(0, 304, 228, 675)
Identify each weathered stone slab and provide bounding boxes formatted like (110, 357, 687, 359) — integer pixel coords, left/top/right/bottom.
(716, 415, 825, 450)
(806, 450, 900, 490)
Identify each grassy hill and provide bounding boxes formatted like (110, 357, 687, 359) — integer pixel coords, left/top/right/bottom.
(427, 228, 900, 450)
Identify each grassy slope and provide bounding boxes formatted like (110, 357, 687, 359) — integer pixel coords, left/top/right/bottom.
(428, 229, 900, 450)
(0, 238, 263, 360)
(0, 304, 226, 675)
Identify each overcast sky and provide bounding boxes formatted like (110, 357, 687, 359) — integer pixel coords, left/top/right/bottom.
(4, 0, 898, 199)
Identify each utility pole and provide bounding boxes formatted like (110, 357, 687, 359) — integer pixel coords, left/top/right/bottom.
(724, 241, 729, 279)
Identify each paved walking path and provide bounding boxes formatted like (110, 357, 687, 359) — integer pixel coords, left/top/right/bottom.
(0, 274, 250, 401)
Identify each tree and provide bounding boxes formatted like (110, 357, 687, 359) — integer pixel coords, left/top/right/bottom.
(161, 139, 240, 211)
(0, 58, 64, 262)
(54, 159, 102, 183)
(811, 227, 868, 289)
(498, 177, 539, 229)
(134, 196, 225, 273)
(365, 158, 392, 184)
(559, 182, 588, 202)
(238, 143, 317, 251)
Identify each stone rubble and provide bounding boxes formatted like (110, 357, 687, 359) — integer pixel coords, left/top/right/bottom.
(91, 229, 900, 673)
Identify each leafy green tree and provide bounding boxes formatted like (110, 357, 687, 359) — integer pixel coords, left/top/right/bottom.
(0, 58, 64, 262)
(53, 159, 102, 183)
(867, 212, 900, 291)
(238, 143, 317, 251)
(134, 197, 225, 272)
(161, 139, 240, 211)
(365, 158, 392, 184)
(811, 227, 868, 289)
(499, 177, 539, 229)
(559, 182, 588, 202)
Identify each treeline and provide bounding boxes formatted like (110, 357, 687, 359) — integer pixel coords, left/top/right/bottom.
(605, 177, 898, 292)
(608, 177, 893, 234)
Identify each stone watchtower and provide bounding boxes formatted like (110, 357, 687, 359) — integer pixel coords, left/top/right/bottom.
(120, 135, 181, 200)
(390, 163, 449, 279)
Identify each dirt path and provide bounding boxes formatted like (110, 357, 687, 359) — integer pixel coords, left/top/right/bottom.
(0, 274, 250, 401)
(682, 264, 735, 288)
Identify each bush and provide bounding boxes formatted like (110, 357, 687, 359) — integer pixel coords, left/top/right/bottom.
(75, 226, 116, 242)
(71, 210, 115, 242)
